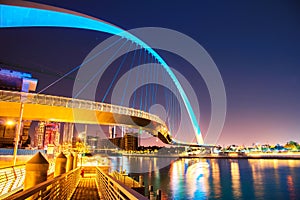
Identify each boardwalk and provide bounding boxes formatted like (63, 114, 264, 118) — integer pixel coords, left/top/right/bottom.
(71, 178, 100, 200)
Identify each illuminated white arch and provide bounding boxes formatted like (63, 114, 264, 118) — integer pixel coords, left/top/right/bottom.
(0, 1, 204, 144)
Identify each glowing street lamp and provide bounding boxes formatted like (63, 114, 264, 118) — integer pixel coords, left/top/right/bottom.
(6, 120, 15, 126)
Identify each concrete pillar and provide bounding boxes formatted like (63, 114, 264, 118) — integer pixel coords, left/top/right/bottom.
(66, 153, 74, 172)
(139, 175, 143, 186)
(54, 152, 67, 177)
(149, 185, 154, 200)
(24, 152, 49, 190)
(156, 189, 161, 200)
(73, 152, 78, 169)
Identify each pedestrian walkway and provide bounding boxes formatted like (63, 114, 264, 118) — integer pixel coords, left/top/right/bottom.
(71, 177, 100, 200)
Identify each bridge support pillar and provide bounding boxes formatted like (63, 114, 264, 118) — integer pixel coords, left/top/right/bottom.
(24, 152, 49, 190)
(139, 175, 143, 186)
(73, 152, 78, 169)
(149, 185, 155, 200)
(156, 189, 162, 200)
(66, 152, 74, 172)
(54, 152, 67, 177)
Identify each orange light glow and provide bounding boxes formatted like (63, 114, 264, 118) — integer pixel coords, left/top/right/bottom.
(6, 120, 15, 126)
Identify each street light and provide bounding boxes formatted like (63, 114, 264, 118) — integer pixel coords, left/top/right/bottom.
(6, 120, 15, 126)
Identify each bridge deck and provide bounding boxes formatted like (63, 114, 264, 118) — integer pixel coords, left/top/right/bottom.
(71, 177, 101, 200)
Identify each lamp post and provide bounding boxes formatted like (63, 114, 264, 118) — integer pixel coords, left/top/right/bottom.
(13, 102, 24, 166)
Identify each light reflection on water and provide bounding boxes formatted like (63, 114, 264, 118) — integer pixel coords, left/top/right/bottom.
(109, 156, 300, 199)
(230, 161, 241, 199)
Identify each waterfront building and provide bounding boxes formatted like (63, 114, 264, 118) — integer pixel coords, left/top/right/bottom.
(62, 123, 74, 144)
(0, 120, 31, 148)
(108, 132, 139, 151)
(124, 133, 138, 151)
(87, 135, 99, 150)
(33, 122, 60, 152)
(0, 66, 38, 92)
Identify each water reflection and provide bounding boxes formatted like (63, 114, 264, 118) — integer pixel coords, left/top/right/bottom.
(287, 175, 296, 199)
(186, 160, 209, 199)
(230, 161, 241, 198)
(169, 159, 210, 200)
(210, 160, 221, 198)
(108, 156, 300, 199)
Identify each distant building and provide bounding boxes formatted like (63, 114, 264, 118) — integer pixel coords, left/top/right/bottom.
(99, 139, 117, 149)
(87, 135, 98, 149)
(62, 123, 74, 144)
(34, 122, 46, 149)
(44, 123, 60, 149)
(124, 133, 138, 151)
(108, 132, 139, 151)
(33, 122, 60, 151)
(0, 66, 37, 148)
(0, 120, 31, 148)
(0, 67, 38, 92)
(109, 137, 123, 149)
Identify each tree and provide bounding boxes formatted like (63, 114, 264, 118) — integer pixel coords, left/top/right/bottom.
(284, 141, 299, 151)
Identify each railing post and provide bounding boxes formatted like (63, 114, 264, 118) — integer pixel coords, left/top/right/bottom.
(139, 175, 143, 186)
(54, 152, 67, 177)
(24, 152, 49, 190)
(66, 153, 74, 172)
(156, 189, 161, 200)
(149, 185, 155, 200)
(73, 152, 78, 169)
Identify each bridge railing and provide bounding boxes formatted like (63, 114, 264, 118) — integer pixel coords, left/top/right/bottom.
(0, 165, 25, 199)
(4, 167, 80, 200)
(0, 90, 165, 125)
(96, 166, 148, 200)
(0, 160, 55, 199)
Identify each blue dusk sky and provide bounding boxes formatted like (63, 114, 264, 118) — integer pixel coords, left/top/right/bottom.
(0, 0, 300, 145)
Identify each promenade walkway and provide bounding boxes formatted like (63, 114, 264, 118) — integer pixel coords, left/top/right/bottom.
(71, 177, 100, 200)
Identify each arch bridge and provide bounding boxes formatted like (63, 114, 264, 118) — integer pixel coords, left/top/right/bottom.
(0, 90, 173, 144)
(0, 0, 204, 145)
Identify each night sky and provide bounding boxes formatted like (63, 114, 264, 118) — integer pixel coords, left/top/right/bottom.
(1, 0, 300, 146)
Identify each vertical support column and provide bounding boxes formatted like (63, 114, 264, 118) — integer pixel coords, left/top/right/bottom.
(13, 102, 24, 166)
(113, 125, 116, 138)
(84, 124, 87, 145)
(73, 152, 78, 169)
(156, 189, 161, 200)
(121, 126, 124, 137)
(66, 153, 74, 172)
(63, 123, 74, 148)
(54, 152, 67, 177)
(149, 185, 154, 200)
(139, 175, 143, 186)
(24, 152, 49, 190)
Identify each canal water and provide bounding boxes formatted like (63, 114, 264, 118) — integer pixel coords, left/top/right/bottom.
(109, 156, 300, 199)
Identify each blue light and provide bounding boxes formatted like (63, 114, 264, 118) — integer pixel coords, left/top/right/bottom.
(0, 3, 204, 144)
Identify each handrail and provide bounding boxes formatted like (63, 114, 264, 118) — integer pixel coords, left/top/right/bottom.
(110, 171, 142, 188)
(0, 160, 55, 198)
(0, 165, 25, 199)
(96, 166, 148, 200)
(4, 167, 80, 200)
(0, 89, 165, 126)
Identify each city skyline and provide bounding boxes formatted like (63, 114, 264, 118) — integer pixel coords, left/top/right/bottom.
(1, 0, 300, 146)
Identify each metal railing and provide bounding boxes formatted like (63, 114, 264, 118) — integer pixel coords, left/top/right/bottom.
(0, 90, 165, 126)
(0, 165, 25, 199)
(4, 167, 80, 200)
(0, 160, 55, 199)
(96, 167, 148, 200)
(110, 171, 142, 188)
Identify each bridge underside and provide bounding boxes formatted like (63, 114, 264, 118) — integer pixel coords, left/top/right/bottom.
(0, 101, 165, 139)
